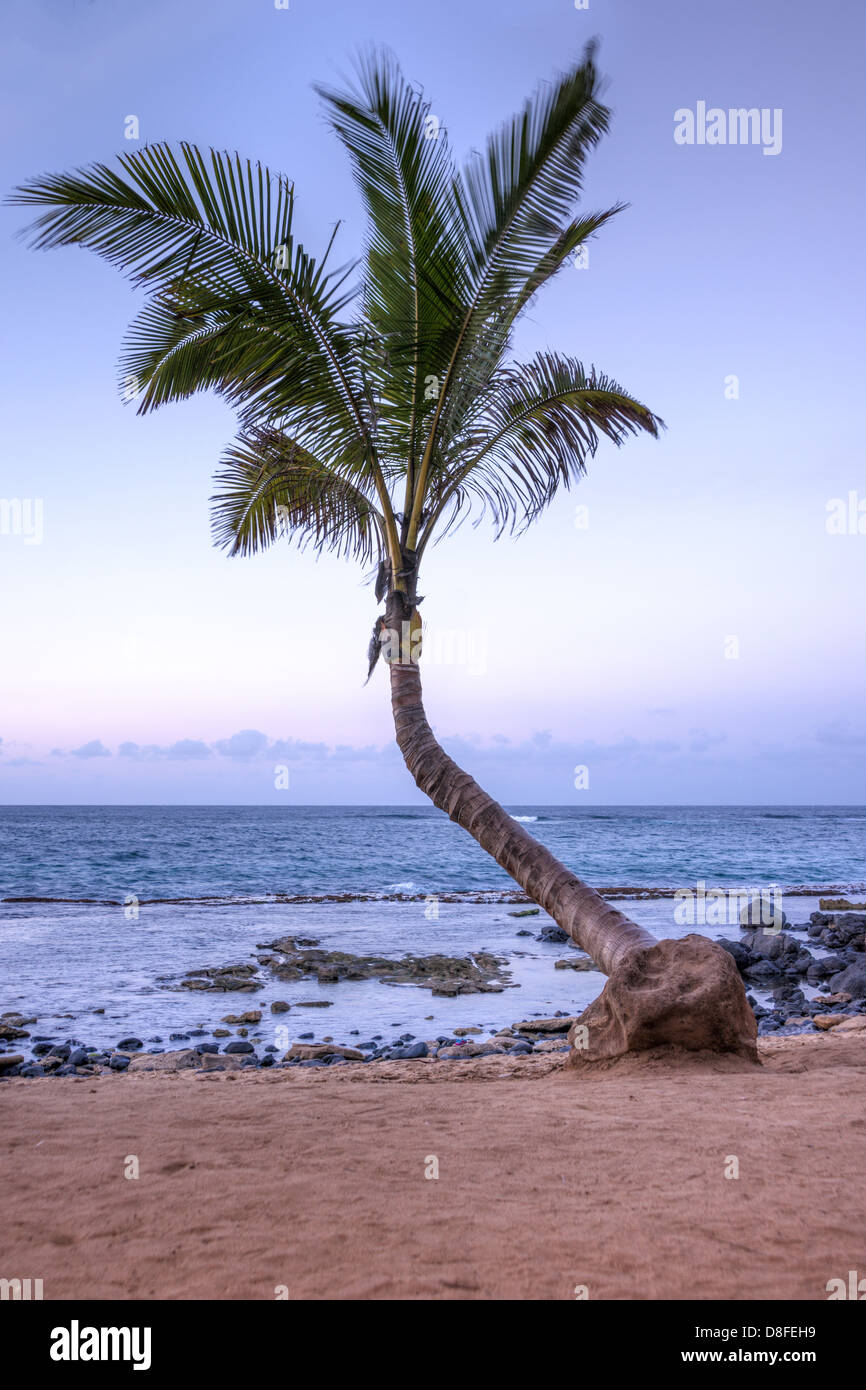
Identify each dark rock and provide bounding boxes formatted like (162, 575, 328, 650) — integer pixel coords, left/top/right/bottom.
(20, 1064, 45, 1077)
(742, 959, 782, 982)
(806, 954, 846, 985)
(537, 925, 569, 943)
(224, 1040, 255, 1054)
(828, 962, 866, 1000)
(117, 1037, 143, 1050)
(739, 897, 788, 930)
(109, 1054, 130, 1070)
(69, 1048, 89, 1066)
(195, 1043, 220, 1055)
(717, 938, 753, 970)
(392, 1041, 428, 1059)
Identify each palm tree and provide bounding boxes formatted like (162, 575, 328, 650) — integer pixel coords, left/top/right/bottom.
(9, 43, 756, 1061)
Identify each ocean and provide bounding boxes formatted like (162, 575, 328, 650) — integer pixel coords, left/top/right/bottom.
(1, 804, 863, 1053)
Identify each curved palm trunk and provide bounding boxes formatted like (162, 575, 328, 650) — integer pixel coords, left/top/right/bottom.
(390, 652, 652, 974)
(385, 594, 758, 1063)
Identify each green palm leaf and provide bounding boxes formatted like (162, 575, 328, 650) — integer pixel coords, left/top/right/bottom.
(419, 352, 663, 547)
(211, 426, 383, 563)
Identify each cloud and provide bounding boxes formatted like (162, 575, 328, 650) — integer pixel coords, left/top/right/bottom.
(118, 739, 211, 760)
(166, 739, 212, 760)
(70, 739, 111, 759)
(212, 729, 271, 760)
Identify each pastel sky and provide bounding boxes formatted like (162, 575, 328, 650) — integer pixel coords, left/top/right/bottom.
(1, 0, 864, 804)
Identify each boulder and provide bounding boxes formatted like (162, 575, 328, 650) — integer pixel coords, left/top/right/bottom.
(739, 896, 788, 931)
(391, 1042, 428, 1059)
(129, 1049, 201, 1072)
(512, 1015, 577, 1034)
(284, 1043, 364, 1062)
(742, 959, 782, 983)
(717, 939, 753, 970)
(201, 1051, 245, 1070)
(828, 962, 866, 999)
(537, 925, 569, 943)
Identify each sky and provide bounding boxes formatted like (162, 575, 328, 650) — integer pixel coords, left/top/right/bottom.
(0, 0, 864, 805)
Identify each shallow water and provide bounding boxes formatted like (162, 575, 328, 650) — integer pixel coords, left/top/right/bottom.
(0, 804, 861, 1052)
(0, 893, 828, 1053)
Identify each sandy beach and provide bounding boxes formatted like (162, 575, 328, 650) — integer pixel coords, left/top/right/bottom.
(2, 1030, 864, 1301)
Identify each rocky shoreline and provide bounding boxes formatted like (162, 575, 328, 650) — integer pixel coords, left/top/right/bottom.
(2, 906, 865, 1079)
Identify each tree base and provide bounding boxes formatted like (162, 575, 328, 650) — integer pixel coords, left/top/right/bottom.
(567, 934, 759, 1064)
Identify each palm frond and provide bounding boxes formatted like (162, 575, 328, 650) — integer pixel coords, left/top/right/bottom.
(315, 49, 470, 489)
(419, 352, 663, 546)
(406, 42, 614, 540)
(210, 426, 383, 562)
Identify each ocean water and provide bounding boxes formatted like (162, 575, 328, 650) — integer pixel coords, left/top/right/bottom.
(0, 805, 863, 1053)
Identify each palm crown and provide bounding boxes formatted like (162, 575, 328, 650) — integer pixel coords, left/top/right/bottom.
(11, 41, 661, 602)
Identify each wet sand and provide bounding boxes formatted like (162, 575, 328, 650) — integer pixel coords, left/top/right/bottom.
(1, 1032, 864, 1301)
